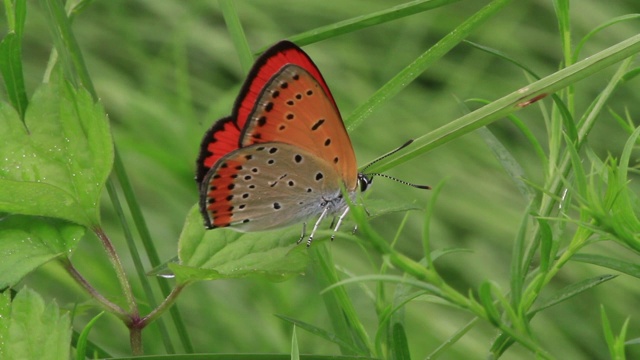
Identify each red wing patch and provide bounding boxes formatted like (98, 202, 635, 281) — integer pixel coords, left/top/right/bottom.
(233, 41, 339, 131)
(200, 157, 246, 229)
(195, 117, 241, 185)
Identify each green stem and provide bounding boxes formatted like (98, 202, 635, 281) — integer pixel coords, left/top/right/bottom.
(61, 258, 129, 321)
(93, 225, 139, 318)
(138, 283, 189, 329)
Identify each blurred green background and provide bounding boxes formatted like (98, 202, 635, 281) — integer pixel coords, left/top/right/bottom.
(4, 0, 640, 358)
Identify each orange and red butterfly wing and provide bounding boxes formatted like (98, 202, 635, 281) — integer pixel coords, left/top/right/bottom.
(196, 41, 358, 229)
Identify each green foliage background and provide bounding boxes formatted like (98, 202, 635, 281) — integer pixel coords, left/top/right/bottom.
(2, 0, 640, 359)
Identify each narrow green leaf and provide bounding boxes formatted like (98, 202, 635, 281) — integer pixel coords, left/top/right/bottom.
(0, 33, 28, 119)
(0, 288, 71, 360)
(429, 247, 473, 262)
(349, 0, 514, 135)
(291, 325, 299, 360)
(564, 132, 588, 200)
(310, 241, 372, 355)
(553, 0, 572, 66)
(0, 80, 113, 227)
(422, 180, 445, 266)
(364, 34, 640, 174)
(530, 275, 616, 315)
(478, 281, 500, 326)
(322, 274, 442, 298)
(219, 0, 253, 73)
(509, 207, 531, 310)
(537, 217, 553, 273)
(286, 0, 462, 47)
(0, 215, 85, 288)
(275, 314, 362, 356)
(601, 306, 618, 360)
(477, 126, 534, 201)
(75, 311, 104, 360)
(0, 290, 9, 360)
(572, 254, 640, 279)
(12, 0, 26, 38)
(574, 14, 640, 63)
(390, 322, 411, 360)
(174, 205, 309, 284)
(426, 318, 479, 360)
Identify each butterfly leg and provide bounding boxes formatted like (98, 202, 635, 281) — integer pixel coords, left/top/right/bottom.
(307, 206, 331, 247)
(348, 203, 368, 235)
(296, 222, 307, 244)
(330, 206, 351, 241)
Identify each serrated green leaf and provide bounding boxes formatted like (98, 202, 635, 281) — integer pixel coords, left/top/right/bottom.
(0, 79, 113, 227)
(0, 215, 85, 288)
(0, 287, 71, 360)
(174, 205, 309, 284)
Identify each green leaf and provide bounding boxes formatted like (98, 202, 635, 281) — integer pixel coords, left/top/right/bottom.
(0, 287, 71, 360)
(571, 254, 640, 279)
(349, 0, 514, 135)
(286, 0, 462, 48)
(173, 205, 309, 284)
(601, 305, 629, 360)
(530, 275, 616, 315)
(0, 215, 85, 288)
(476, 126, 534, 200)
(291, 325, 299, 360)
(390, 322, 411, 360)
(0, 290, 9, 360)
(0, 33, 28, 119)
(276, 314, 362, 356)
(0, 79, 113, 227)
(478, 281, 500, 326)
(75, 311, 104, 360)
(364, 34, 640, 175)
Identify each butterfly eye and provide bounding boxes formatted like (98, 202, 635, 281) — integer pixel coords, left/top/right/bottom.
(358, 173, 373, 192)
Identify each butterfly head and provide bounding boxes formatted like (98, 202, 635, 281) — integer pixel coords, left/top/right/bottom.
(358, 173, 374, 193)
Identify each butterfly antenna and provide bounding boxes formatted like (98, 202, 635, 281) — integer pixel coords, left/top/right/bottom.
(366, 173, 430, 189)
(359, 139, 430, 190)
(361, 139, 414, 172)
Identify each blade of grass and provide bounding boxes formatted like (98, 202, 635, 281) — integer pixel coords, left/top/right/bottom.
(348, 0, 514, 135)
(285, 0, 462, 48)
(75, 311, 104, 360)
(573, 14, 640, 63)
(363, 34, 640, 174)
(426, 318, 479, 360)
(219, 0, 253, 72)
(275, 314, 362, 355)
(530, 275, 616, 315)
(309, 244, 372, 356)
(571, 254, 640, 279)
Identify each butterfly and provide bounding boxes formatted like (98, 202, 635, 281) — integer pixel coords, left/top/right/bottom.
(195, 40, 428, 246)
